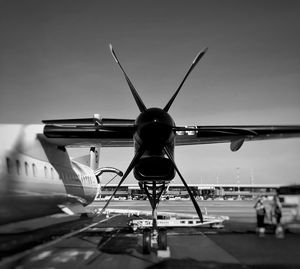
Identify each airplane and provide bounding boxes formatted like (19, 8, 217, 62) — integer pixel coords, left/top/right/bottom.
(0, 124, 122, 225)
(1, 45, 300, 251)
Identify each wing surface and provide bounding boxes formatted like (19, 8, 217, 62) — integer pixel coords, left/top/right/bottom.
(43, 118, 135, 147)
(174, 125, 300, 151)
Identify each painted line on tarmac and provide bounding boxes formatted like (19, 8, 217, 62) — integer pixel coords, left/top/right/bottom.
(0, 214, 120, 267)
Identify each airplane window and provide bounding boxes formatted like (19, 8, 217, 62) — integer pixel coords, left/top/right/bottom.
(25, 162, 29, 176)
(51, 168, 54, 179)
(6, 158, 11, 173)
(32, 163, 37, 177)
(16, 160, 21, 175)
(44, 166, 48, 178)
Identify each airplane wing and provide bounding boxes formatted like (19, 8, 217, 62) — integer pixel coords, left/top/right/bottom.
(174, 125, 300, 151)
(43, 118, 300, 150)
(43, 117, 135, 147)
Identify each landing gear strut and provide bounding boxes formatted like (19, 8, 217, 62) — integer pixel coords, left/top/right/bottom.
(140, 181, 170, 254)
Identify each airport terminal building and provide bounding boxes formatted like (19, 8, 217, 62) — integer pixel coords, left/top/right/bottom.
(99, 183, 280, 200)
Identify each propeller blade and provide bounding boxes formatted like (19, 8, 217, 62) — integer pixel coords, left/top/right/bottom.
(164, 147, 203, 222)
(109, 44, 147, 112)
(98, 147, 145, 214)
(164, 47, 208, 112)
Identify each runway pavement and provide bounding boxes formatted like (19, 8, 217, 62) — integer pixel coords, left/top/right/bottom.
(1, 200, 300, 269)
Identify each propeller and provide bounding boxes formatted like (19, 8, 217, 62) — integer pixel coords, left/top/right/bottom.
(164, 146, 203, 222)
(109, 44, 147, 112)
(105, 45, 206, 221)
(164, 47, 208, 112)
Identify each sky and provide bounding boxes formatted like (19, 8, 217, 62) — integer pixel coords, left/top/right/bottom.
(0, 0, 300, 185)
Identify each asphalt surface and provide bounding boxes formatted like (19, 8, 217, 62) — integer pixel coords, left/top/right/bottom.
(1, 200, 300, 269)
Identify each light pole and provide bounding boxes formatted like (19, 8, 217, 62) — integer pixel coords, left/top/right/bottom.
(250, 169, 254, 199)
(236, 167, 240, 200)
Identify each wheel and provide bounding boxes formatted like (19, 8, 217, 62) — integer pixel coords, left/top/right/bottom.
(143, 228, 151, 254)
(158, 228, 167, 250)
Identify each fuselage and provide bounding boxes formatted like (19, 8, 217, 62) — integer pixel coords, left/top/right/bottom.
(0, 124, 98, 225)
(133, 108, 176, 182)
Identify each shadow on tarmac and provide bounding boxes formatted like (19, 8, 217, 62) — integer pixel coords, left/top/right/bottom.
(147, 258, 300, 269)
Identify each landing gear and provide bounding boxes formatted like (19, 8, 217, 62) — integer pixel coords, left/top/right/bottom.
(140, 181, 170, 255)
(142, 228, 168, 254)
(141, 228, 170, 257)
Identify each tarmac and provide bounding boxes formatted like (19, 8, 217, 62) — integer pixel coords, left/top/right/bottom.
(1, 200, 300, 269)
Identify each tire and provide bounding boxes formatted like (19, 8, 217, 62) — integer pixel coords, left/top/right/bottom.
(143, 228, 151, 254)
(158, 228, 167, 250)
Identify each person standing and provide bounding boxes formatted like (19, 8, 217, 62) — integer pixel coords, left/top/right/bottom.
(273, 195, 282, 225)
(273, 195, 284, 238)
(254, 197, 266, 237)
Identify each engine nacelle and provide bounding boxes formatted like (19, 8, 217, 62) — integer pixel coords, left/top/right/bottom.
(134, 156, 175, 182)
